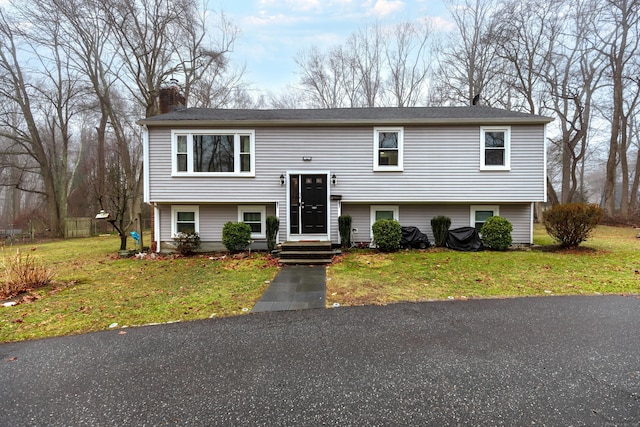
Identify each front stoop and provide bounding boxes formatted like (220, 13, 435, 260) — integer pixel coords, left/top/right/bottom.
(278, 241, 336, 265)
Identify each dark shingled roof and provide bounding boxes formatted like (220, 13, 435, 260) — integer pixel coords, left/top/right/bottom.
(137, 106, 553, 126)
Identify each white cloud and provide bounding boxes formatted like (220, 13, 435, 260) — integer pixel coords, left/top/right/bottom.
(365, 0, 405, 17)
(419, 15, 455, 32)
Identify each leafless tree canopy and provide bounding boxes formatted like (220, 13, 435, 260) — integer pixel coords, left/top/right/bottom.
(2, 0, 640, 231)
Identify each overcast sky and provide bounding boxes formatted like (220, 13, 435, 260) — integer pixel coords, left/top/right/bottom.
(218, 0, 452, 93)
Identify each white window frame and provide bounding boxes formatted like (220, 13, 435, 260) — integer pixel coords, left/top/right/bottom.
(171, 129, 255, 177)
(171, 205, 200, 237)
(470, 205, 499, 233)
(480, 126, 511, 171)
(238, 205, 266, 239)
(370, 205, 399, 239)
(373, 127, 404, 171)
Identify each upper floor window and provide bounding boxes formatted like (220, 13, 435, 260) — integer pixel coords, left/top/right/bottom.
(172, 130, 255, 176)
(373, 127, 404, 171)
(480, 126, 510, 171)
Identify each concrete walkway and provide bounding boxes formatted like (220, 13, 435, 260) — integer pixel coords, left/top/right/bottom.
(252, 265, 326, 312)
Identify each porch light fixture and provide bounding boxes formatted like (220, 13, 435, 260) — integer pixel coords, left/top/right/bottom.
(331, 174, 337, 185)
(280, 174, 285, 186)
(302, 156, 312, 161)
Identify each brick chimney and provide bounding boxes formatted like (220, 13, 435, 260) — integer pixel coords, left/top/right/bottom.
(159, 79, 185, 114)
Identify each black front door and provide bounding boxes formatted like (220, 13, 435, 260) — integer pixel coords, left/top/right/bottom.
(289, 174, 327, 234)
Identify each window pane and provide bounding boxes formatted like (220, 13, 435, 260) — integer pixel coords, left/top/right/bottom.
(247, 222, 261, 233)
(240, 154, 251, 172)
(379, 150, 398, 166)
(475, 211, 494, 222)
(375, 210, 394, 221)
(243, 212, 261, 222)
(485, 149, 505, 166)
(485, 132, 505, 148)
(177, 135, 187, 152)
(177, 154, 187, 172)
(379, 132, 398, 149)
(177, 212, 195, 222)
(240, 135, 250, 153)
(193, 134, 234, 172)
(177, 223, 195, 233)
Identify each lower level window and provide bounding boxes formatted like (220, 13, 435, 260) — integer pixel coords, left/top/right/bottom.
(470, 205, 499, 233)
(370, 205, 399, 238)
(171, 205, 199, 236)
(238, 205, 266, 239)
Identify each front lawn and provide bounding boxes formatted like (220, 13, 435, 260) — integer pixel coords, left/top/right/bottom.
(326, 224, 640, 305)
(1, 225, 639, 343)
(0, 235, 278, 342)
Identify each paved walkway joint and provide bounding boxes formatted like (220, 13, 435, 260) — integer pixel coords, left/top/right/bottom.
(252, 265, 326, 312)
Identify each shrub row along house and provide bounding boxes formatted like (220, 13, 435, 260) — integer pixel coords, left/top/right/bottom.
(138, 106, 552, 252)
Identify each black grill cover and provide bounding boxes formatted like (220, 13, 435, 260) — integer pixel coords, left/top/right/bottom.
(400, 226, 431, 249)
(446, 227, 484, 251)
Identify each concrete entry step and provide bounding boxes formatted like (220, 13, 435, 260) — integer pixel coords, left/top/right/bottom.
(279, 241, 335, 265)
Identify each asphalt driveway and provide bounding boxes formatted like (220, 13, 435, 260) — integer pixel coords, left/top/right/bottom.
(1, 295, 639, 426)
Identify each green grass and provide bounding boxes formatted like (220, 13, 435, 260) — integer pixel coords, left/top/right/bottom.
(1, 225, 639, 343)
(0, 234, 278, 342)
(326, 225, 640, 306)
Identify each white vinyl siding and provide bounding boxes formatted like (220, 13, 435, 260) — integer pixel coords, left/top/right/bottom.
(148, 125, 544, 204)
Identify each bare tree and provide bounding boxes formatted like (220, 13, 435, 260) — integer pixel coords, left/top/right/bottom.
(432, 0, 508, 107)
(0, 7, 83, 237)
(600, 0, 640, 218)
(383, 21, 433, 107)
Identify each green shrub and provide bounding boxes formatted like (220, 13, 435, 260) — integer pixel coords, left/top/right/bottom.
(480, 216, 512, 251)
(1, 249, 54, 299)
(172, 231, 201, 255)
(222, 222, 252, 253)
(372, 219, 402, 252)
(266, 215, 280, 253)
(430, 215, 451, 247)
(338, 215, 352, 249)
(542, 203, 603, 248)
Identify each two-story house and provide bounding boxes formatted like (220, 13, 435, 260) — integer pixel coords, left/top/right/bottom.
(138, 106, 552, 252)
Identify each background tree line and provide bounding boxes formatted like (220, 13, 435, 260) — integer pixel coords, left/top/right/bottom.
(1, 0, 638, 238)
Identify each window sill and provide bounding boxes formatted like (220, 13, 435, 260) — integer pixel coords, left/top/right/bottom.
(480, 166, 511, 172)
(172, 172, 256, 177)
(373, 166, 404, 172)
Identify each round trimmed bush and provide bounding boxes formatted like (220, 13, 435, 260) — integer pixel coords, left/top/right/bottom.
(372, 219, 402, 252)
(480, 216, 512, 251)
(222, 221, 252, 252)
(542, 203, 603, 248)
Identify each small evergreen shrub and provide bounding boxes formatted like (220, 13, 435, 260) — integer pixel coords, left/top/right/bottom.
(480, 216, 512, 251)
(372, 219, 402, 252)
(222, 222, 252, 253)
(1, 249, 54, 299)
(172, 231, 201, 255)
(430, 215, 451, 247)
(542, 203, 603, 248)
(266, 215, 280, 253)
(338, 215, 352, 249)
